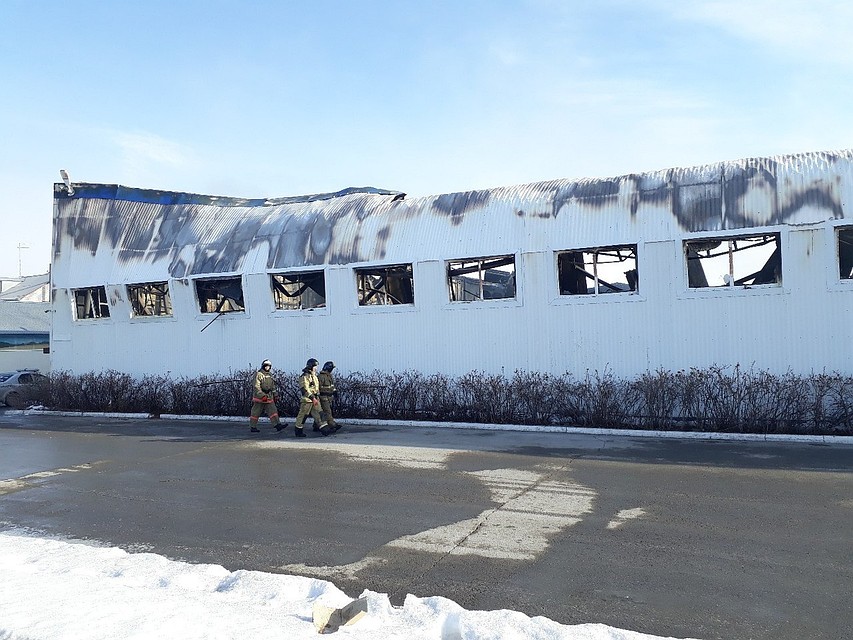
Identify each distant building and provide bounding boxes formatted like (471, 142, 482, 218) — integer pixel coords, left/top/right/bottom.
(0, 298, 50, 372)
(0, 273, 50, 302)
(50, 149, 853, 379)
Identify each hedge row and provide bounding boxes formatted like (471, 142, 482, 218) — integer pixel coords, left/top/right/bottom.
(28, 366, 853, 435)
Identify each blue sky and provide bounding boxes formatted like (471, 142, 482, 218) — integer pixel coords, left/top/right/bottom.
(2, 0, 852, 277)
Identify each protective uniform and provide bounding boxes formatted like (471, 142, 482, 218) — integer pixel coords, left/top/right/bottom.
(318, 361, 339, 431)
(249, 360, 283, 433)
(294, 358, 328, 437)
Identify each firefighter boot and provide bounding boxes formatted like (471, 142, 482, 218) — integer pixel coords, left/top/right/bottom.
(294, 427, 307, 438)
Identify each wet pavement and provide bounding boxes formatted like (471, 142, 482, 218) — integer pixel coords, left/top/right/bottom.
(1, 409, 851, 640)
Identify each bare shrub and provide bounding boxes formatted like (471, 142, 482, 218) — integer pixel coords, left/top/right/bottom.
(386, 371, 424, 419)
(807, 373, 842, 435)
(824, 374, 853, 433)
(456, 370, 521, 424)
(38, 366, 853, 435)
(564, 370, 634, 428)
(741, 370, 809, 434)
(42, 371, 74, 410)
(348, 370, 391, 418)
(171, 370, 255, 416)
(46, 370, 134, 412)
(134, 374, 172, 415)
(549, 374, 584, 426)
(508, 371, 557, 425)
(704, 365, 750, 432)
(416, 373, 458, 421)
(631, 369, 686, 430)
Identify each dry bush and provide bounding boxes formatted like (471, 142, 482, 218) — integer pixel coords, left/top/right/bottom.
(41, 366, 853, 435)
(340, 370, 396, 418)
(508, 371, 558, 425)
(631, 369, 688, 430)
(455, 370, 522, 424)
(134, 374, 172, 416)
(170, 369, 256, 416)
(45, 370, 132, 412)
(569, 370, 635, 428)
(824, 374, 853, 433)
(415, 373, 458, 420)
(675, 366, 826, 434)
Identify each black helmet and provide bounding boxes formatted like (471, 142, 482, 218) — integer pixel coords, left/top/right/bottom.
(306, 358, 319, 368)
(322, 361, 335, 372)
(261, 359, 272, 369)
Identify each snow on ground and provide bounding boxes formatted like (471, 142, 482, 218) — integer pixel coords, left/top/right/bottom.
(0, 531, 698, 640)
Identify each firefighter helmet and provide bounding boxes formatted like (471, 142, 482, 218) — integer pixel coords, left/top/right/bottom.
(322, 361, 335, 372)
(306, 358, 319, 368)
(261, 359, 272, 369)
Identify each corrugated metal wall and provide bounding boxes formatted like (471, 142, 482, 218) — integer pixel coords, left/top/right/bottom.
(50, 149, 853, 378)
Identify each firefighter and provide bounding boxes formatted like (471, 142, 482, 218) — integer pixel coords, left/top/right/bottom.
(295, 358, 329, 437)
(318, 361, 340, 433)
(250, 359, 284, 434)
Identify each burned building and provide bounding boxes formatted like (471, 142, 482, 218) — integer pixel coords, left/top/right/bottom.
(50, 149, 853, 379)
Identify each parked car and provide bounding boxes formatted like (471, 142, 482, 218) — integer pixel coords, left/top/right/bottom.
(0, 370, 47, 408)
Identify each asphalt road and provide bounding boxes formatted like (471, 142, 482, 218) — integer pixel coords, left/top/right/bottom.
(1, 410, 851, 640)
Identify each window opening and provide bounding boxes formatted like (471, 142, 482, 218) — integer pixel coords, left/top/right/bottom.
(448, 255, 516, 301)
(195, 277, 245, 313)
(356, 264, 414, 306)
(73, 286, 110, 320)
(271, 271, 326, 310)
(127, 282, 173, 317)
(685, 234, 781, 288)
(839, 227, 853, 280)
(558, 245, 638, 295)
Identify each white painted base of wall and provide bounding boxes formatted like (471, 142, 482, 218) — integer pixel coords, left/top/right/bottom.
(0, 349, 50, 373)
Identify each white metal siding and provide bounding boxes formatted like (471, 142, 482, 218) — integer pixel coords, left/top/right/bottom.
(49, 149, 853, 378)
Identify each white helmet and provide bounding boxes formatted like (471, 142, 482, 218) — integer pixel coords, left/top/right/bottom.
(261, 359, 272, 369)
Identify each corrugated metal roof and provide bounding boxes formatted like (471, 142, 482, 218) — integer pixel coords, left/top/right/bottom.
(0, 301, 50, 332)
(52, 148, 853, 287)
(0, 274, 49, 301)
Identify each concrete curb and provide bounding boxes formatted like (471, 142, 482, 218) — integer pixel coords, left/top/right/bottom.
(13, 408, 853, 445)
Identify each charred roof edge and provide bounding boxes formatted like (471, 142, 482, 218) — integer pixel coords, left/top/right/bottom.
(51, 183, 405, 206)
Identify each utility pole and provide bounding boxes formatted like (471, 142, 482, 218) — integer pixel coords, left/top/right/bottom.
(17, 243, 29, 278)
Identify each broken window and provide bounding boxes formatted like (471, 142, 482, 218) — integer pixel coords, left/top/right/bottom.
(271, 271, 326, 310)
(356, 264, 414, 306)
(195, 277, 245, 313)
(447, 255, 516, 301)
(839, 227, 853, 280)
(685, 234, 781, 288)
(73, 286, 110, 320)
(127, 282, 173, 317)
(558, 245, 638, 295)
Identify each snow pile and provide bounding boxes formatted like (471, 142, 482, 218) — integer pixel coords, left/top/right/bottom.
(0, 532, 696, 639)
